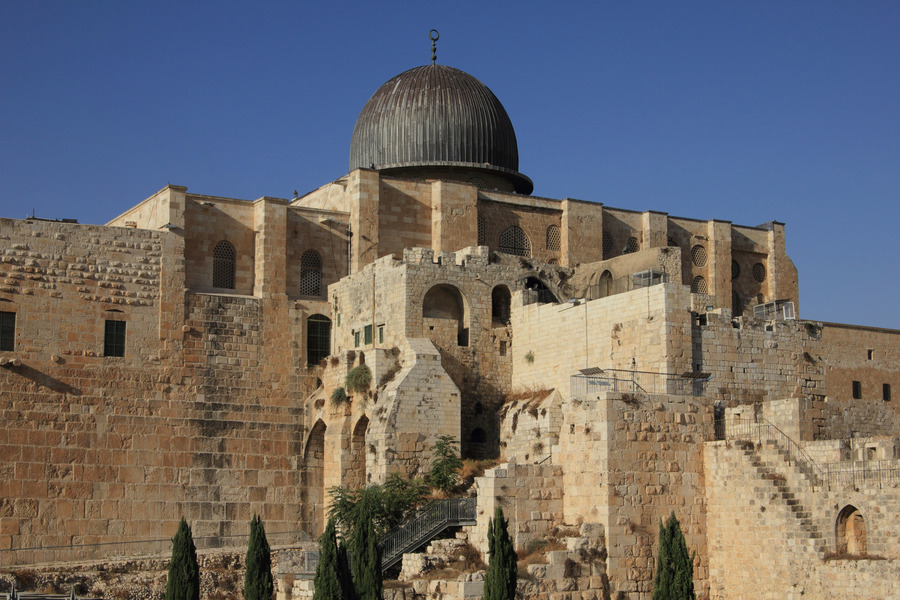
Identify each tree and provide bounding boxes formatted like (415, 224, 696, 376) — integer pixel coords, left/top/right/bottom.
(348, 494, 382, 600)
(652, 512, 696, 600)
(166, 518, 199, 600)
(428, 435, 463, 494)
(244, 514, 274, 600)
(484, 506, 517, 600)
(313, 517, 355, 600)
(328, 473, 428, 537)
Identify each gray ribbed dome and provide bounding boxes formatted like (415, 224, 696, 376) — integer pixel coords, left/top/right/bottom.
(350, 64, 533, 194)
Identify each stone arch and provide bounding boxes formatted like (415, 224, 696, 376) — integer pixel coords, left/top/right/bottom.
(836, 505, 867, 555)
(523, 276, 560, 304)
(423, 283, 470, 346)
(491, 285, 511, 325)
(347, 416, 369, 489)
(212, 240, 236, 289)
(599, 270, 613, 298)
(304, 420, 327, 537)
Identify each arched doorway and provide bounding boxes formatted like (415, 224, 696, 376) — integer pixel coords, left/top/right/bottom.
(304, 420, 327, 537)
(423, 284, 470, 346)
(347, 416, 369, 490)
(491, 285, 511, 325)
(599, 270, 612, 298)
(836, 505, 867, 555)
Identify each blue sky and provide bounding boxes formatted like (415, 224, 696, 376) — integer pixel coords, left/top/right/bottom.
(2, 1, 898, 328)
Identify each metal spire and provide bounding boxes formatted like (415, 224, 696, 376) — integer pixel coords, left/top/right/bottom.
(430, 29, 439, 64)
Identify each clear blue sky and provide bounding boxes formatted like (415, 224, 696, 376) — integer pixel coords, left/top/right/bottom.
(2, 1, 898, 329)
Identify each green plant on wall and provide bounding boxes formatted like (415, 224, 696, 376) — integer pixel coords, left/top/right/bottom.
(330, 386, 349, 406)
(524, 351, 535, 364)
(345, 365, 372, 394)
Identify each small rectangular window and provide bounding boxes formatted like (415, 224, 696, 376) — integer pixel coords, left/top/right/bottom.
(867, 349, 874, 360)
(884, 384, 892, 402)
(377, 324, 384, 344)
(353, 330, 360, 348)
(852, 380, 862, 400)
(104, 320, 126, 357)
(0, 311, 15, 352)
(499, 340, 507, 356)
(364, 325, 373, 345)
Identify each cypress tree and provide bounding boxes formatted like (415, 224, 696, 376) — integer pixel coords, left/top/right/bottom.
(652, 512, 696, 600)
(349, 493, 382, 600)
(484, 506, 517, 600)
(165, 518, 200, 600)
(313, 518, 344, 600)
(245, 514, 274, 600)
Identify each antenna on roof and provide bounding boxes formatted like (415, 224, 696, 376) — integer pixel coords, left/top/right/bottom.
(430, 29, 439, 65)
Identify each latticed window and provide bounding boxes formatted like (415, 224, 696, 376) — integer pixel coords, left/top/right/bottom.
(306, 314, 331, 366)
(477, 217, 485, 246)
(104, 320, 126, 357)
(691, 245, 708, 267)
(753, 262, 767, 283)
(300, 250, 322, 297)
(602, 232, 613, 256)
(624, 237, 640, 254)
(546, 225, 560, 251)
(212, 241, 236, 289)
(498, 226, 530, 256)
(691, 276, 708, 294)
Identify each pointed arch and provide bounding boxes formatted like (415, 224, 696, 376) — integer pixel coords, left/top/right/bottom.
(347, 416, 370, 489)
(836, 505, 867, 556)
(304, 420, 327, 537)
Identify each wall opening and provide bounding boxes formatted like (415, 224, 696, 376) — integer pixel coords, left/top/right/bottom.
(835, 505, 867, 556)
(491, 285, 511, 325)
(307, 314, 332, 366)
(212, 240, 236, 289)
(304, 420, 327, 537)
(498, 226, 531, 257)
(423, 284, 470, 346)
(347, 416, 369, 489)
(300, 250, 323, 297)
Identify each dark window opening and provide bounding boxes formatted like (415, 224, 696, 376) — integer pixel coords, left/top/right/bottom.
(212, 241, 236, 289)
(364, 324, 373, 345)
(499, 341, 507, 356)
(498, 226, 530, 257)
(491, 285, 511, 325)
(852, 381, 862, 400)
(0, 311, 15, 352)
(353, 330, 360, 348)
(470, 428, 487, 443)
(867, 349, 874, 360)
(884, 383, 891, 402)
(300, 250, 322, 297)
(377, 324, 384, 344)
(307, 314, 331, 366)
(104, 320, 126, 357)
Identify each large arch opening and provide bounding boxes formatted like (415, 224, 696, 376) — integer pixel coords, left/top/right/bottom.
(304, 420, 327, 537)
(836, 505, 867, 556)
(523, 276, 559, 304)
(347, 416, 369, 490)
(423, 284, 470, 346)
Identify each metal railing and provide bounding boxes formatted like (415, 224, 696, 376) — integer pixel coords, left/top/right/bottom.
(571, 370, 708, 399)
(380, 497, 476, 572)
(727, 418, 824, 488)
(822, 459, 900, 490)
(0, 530, 310, 569)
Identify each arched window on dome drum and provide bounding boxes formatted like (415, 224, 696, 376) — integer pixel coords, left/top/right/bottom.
(306, 314, 331, 366)
(300, 250, 323, 297)
(691, 276, 708, 295)
(499, 226, 531, 257)
(212, 241, 236, 289)
(546, 225, 560, 251)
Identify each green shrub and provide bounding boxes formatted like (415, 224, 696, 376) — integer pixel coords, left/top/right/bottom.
(330, 387, 349, 406)
(345, 365, 372, 394)
(427, 435, 462, 494)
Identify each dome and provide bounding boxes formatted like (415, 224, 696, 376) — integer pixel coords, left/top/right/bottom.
(350, 64, 533, 194)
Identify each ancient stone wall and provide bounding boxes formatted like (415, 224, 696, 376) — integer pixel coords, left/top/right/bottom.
(377, 179, 433, 257)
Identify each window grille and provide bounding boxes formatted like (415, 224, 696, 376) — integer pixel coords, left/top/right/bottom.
(212, 241, 236, 289)
(602, 232, 613, 256)
(691, 245, 708, 267)
(624, 237, 640, 254)
(353, 330, 360, 348)
(884, 383, 891, 402)
(546, 225, 561, 251)
(691, 276, 708, 294)
(300, 250, 322, 297)
(0, 311, 14, 351)
(753, 262, 767, 283)
(852, 381, 862, 400)
(477, 217, 485, 246)
(364, 324, 373, 345)
(306, 314, 331, 365)
(498, 226, 530, 257)
(104, 320, 126, 357)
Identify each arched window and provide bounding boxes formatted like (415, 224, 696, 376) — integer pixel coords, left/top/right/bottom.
(546, 225, 561, 251)
(213, 241, 236, 289)
(307, 314, 331, 366)
(492, 285, 511, 325)
(624, 236, 640, 254)
(691, 276, 708, 294)
(300, 250, 323, 297)
(599, 270, 613, 298)
(602, 232, 614, 256)
(423, 284, 470, 346)
(836, 505, 867, 556)
(498, 226, 531, 257)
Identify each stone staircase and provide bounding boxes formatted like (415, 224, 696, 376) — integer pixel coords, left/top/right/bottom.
(735, 439, 828, 556)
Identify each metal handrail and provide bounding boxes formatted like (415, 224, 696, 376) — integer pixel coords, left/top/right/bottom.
(571, 370, 708, 398)
(822, 459, 900, 490)
(727, 418, 824, 488)
(380, 497, 476, 572)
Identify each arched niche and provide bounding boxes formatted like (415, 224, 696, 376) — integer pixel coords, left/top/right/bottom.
(347, 416, 369, 490)
(422, 283, 470, 346)
(491, 285, 511, 325)
(836, 505, 867, 556)
(304, 420, 327, 537)
(522, 276, 560, 304)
